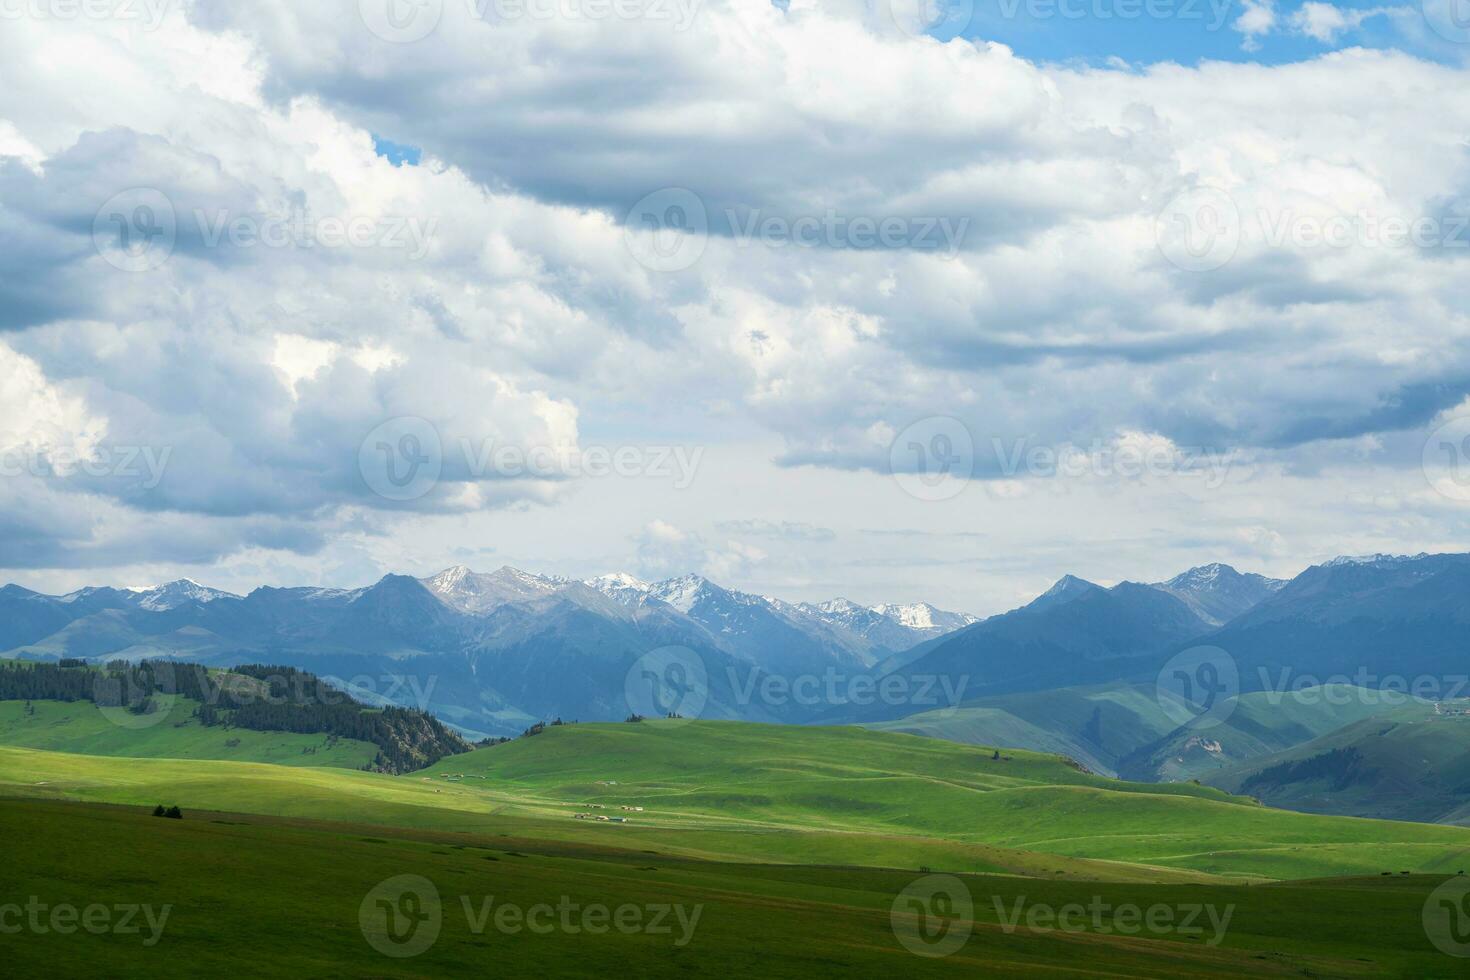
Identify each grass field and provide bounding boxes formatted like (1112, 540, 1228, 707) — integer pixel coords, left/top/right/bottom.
(4, 797, 1470, 978)
(6, 718, 1470, 882)
(0, 699, 378, 769)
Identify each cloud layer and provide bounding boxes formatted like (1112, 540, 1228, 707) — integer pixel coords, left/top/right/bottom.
(0, 1, 1468, 609)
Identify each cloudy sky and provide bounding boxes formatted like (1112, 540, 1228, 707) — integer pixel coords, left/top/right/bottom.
(2, 0, 1469, 616)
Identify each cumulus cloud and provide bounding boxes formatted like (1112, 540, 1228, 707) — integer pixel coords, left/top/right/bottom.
(1290, 2, 1398, 42)
(0, 3, 1468, 596)
(1233, 0, 1278, 49)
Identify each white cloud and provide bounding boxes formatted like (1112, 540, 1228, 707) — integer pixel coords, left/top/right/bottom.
(1291, 2, 1397, 42)
(1233, 0, 1277, 49)
(0, 4, 1467, 599)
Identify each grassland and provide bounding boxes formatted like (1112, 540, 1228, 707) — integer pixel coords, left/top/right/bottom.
(5, 719, 1470, 883)
(0, 699, 377, 769)
(3, 797, 1469, 978)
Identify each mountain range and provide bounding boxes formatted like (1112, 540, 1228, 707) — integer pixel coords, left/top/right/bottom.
(0, 566, 979, 737)
(6, 552, 1469, 764)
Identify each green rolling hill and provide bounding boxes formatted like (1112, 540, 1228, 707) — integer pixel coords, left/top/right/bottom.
(6, 719, 1470, 883)
(868, 683, 1422, 785)
(0, 699, 378, 769)
(1205, 705, 1470, 824)
(7, 797, 1469, 978)
(866, 682, 1182, 776)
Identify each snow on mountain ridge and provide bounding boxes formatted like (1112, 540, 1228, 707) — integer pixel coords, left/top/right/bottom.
(133, 579, 238, 611)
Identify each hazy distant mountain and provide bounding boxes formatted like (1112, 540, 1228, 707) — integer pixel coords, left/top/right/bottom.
(129, 578, 240, 612)
(0, 565, 976, 737)
(1149, 563, 1286, 625)
(1203, 552, 1470, 693)
(1025, 574, 1102, 612)
(798, 598, 978, 652)
(421, 565, 565, 615)
(584, 572, 976, 673)
(1203, 699, 1470, 824)
(867, 578, 1215, 718)
(11, 552, 1470, 746)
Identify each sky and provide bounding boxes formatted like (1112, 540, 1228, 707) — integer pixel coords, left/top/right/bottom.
(1, 0, 1470, 616)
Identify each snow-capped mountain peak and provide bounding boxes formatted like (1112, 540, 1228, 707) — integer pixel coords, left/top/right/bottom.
(133, 579, 237, 611)
(646, 574, 712, 614)
(1323, 553, 1430, 568)
(587, 571, 651, 592)
(872, 602, 941, 631)
(420, 565, 564, 615)
(1151, 563, 1287, 626)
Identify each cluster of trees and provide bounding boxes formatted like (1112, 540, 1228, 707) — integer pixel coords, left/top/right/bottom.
(151, 805, 183, 819)
(520, 718, 575, 738)
(0, 659, 470, 774)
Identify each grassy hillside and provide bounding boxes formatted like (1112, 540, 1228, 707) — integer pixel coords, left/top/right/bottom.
(9, 719, 1470, 882)
(0, 658, 469, 772)
(1117, 687, 1426, 783)
(1207, 706, 1470, 823)
(5, 797, 1469, 978)
(0, 700, 377, 769)
(869, 683, 1419, 784)
(867, 682, 1180, 776)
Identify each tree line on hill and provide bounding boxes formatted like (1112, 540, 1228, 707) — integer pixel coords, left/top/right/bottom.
(0, 659, 470, 774)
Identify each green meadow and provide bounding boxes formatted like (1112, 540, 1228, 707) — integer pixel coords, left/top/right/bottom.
(0, 699, 378, 769)
(5, 715, 1470, 883)
(3, 797, 1468, 978)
